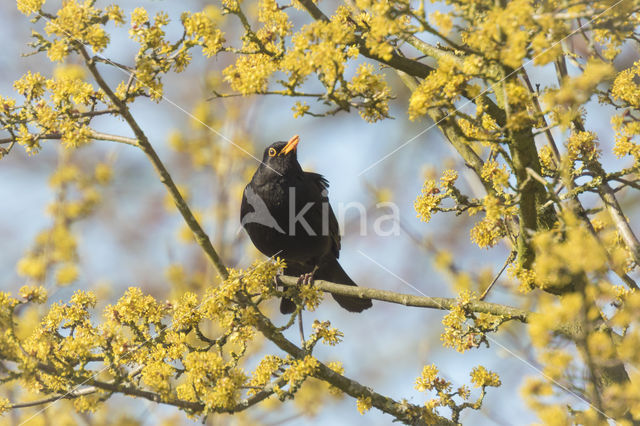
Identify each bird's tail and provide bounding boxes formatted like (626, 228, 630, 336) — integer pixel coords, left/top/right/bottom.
(316, 257, 372, 313)
(280, 296, 296, 314)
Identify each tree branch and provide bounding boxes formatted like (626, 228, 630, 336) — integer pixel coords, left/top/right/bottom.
(28, 362, 282, 415)
(77, 44, 229, 279)
(90, 131, 139, 146)
(0, 131, 138, 147)
(598, 182, 640, 265)
(9, 387, 98, 409)
(276, 275, 530, 322)
(296, 0, 434, 79)
(246, 298, 456, 426)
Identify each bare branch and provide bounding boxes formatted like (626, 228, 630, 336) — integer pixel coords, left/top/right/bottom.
(276, 275, 530, 322)
(598, 182, 640, 265)
(9, 387, 99, 409)
(0, 131, 138, 147)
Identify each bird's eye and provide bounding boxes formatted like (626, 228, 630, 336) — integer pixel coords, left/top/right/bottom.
(268, 147, 277, 157)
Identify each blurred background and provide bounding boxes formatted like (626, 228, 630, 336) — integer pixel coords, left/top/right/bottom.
(1, 0, 638, 424)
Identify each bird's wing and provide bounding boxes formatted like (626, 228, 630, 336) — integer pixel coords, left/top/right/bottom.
(241, 184, 285, 233)
(240, 184, 252, 224)
(306, 172, 330, 191)
(304, 172, 341, 258)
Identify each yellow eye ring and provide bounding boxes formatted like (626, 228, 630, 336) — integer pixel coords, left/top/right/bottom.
(268, 147, 277, 157)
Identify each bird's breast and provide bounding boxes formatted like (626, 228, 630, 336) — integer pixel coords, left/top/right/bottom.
(242, 180, 331, 262)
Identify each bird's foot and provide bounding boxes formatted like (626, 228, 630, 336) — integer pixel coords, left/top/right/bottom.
(297, 265, 319, 287)
(297, 271, 315, 287)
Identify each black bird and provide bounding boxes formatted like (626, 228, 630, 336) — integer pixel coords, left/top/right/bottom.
(241, 135, 372, 314)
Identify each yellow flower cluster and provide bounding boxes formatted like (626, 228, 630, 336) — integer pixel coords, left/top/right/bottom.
(182, 11, 225, 58)
(612, 60, 640, 108)
(9, 65, 105, 154)
(311, 320, 344, 346)
(347, 63, 392, 122)
(299, 282, 323, 311)
(531, 211, 609, 292)
(414, 362, 500, 420)
(1, 257, 344, 419)
(469, 195, 514, 249)
(415, 364, 449, 392)
(17, 159, 110, 287)
(544, 60, 614, 111)
(18, 285, 48, 304)
(610, 61, 640, 164)
(224, 55, 277, 95)
(16, 0, 45, 15)
(43, 0, 119, 59)
(356, 396, 372, 414)
(441, 290, 504, 352)
(409, 56, 468, 120)
(469, 366, 501, 388)
(354, 0, 411, 61)
(0, 397, 10, 415)
(247, 355, 284, 394)
(480, 160, 509, 195)
(565, 130, 600, 175)
(178, 351, 246, 412)
(430, 11, 453, 36)
(414, 169, 458, 223)
(282, 355, 319, 386)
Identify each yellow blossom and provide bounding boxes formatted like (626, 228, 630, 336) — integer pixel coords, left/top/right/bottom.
(312, 320, 344, 346)
(0, 397, 10, 414)
(17, 255, 48, 281)
(356, 396, 372, 414)
(55, 263, 78, 286)
(470, 366, 501, 388)
(430, 11, 453, 36)
(19, 285, 48, 303)
(17, 0, 44, 15)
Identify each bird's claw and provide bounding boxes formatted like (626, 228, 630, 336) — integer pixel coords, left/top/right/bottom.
(296, 271, 315, 287)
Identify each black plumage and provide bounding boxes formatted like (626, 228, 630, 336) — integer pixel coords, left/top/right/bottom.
(240, 136, 372, 313)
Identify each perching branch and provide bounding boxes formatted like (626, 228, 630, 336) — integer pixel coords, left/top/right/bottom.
(276, 275, 530, 323)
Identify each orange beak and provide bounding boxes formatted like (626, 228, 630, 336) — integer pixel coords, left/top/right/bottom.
(280, 135, 299, 155)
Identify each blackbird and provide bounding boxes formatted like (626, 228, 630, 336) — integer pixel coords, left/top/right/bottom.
(240, 135, 372, 314)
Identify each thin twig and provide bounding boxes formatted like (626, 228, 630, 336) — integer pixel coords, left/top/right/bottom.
(9, 387, 98, 409)
(298, 312, 305, 346)
(520, 69, 561, 162)
(480, 251, 516, 301)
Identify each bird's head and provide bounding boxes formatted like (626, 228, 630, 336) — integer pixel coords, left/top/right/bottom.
(258, 135, 302, 177)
